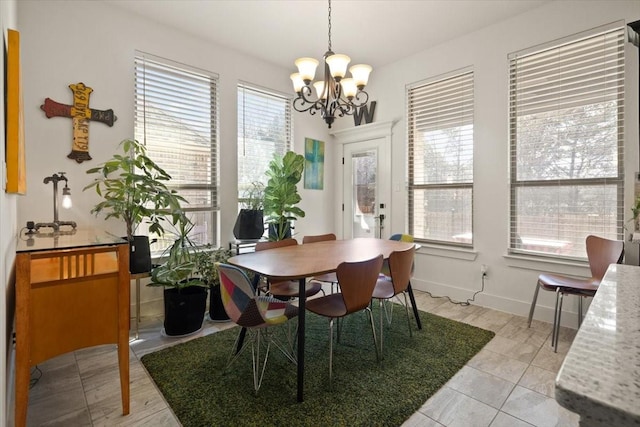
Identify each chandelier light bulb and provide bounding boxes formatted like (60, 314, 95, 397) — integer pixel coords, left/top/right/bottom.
(326, 54, 350, 81)
(340, 78, 357, 99)
(295, 57, 319, 83)
(313, 81, 327, 99)
(290, 73, 305, 93)
(349, 64, 373, 89)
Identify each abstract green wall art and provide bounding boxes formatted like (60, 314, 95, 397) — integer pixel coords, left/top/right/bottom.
(304, 138, 324, 190)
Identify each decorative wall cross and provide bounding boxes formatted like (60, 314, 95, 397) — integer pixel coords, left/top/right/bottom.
(40, 82, 117, 163)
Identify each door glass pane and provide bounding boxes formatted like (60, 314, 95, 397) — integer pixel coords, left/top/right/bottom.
(352, 150, 377, 238)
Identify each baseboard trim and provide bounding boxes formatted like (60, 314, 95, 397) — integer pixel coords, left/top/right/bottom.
(411, 278, 583, 329)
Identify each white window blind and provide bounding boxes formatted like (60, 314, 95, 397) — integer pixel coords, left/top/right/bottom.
(134, 52, 219, 250)
(407, 70, 474, 246)
(237, 83, 292, 202)
(509, 23, 625, 259)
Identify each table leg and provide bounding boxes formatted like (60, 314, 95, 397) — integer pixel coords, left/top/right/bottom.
(407, 282, 422, 330)
(15, 355, 29, 427)
(297, 277, 306, 402)
(235, 327, 247, 354)
(135, 277, 141, 339)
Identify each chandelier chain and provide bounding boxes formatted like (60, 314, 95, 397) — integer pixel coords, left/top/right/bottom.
(327, 0, 332, 52)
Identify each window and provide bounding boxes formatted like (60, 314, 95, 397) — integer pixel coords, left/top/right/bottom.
(407, 69, 474, 246)
(237, 83, 292, 203)
(134, 52, 219, 251)
(509, 24, 625, 259)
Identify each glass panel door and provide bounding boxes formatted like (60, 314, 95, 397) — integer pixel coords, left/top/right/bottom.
(351, 150, 377, 238)
(343, 137, 389, 239)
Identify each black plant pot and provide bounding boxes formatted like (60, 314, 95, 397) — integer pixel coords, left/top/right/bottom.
(208, 284, 230, 322)
(163, 285, 207, 336)
(233, 209, 264, 240)
(128, 235, 152, 274)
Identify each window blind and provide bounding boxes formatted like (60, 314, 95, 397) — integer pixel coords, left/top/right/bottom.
(237, 83, 292, 202)
(508, 23, 625, 259)
(407, 70, 474, 245)
(134, 52, 219, 249)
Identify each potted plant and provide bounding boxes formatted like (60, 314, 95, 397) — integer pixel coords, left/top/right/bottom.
(233, 181, 265, 240)
(194, 246, 233, 322)
(148, 219, 208, 336)
(84, 138, 186, 273)
(263, 151, 306, 241)
(631, 195, 640, 232)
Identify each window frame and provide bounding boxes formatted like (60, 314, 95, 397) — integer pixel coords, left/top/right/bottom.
(508, 23, 625, 261)
(407, 68, 475, 247)
(237, 82, 293, 205)
(134, 51, 220, 252)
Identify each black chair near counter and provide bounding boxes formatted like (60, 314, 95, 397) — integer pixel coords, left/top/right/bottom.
(527, 234, 624, 352)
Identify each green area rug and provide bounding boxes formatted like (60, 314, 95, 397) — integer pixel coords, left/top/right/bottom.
(141, 306, 494, 426)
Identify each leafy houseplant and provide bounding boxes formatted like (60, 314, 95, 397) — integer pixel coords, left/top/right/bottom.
(194, 246, 233, 321)
(263, 151, 306, 241)
(84, 138, 186, 273)
(148, 219, 208, 336)
(630, 195, 640, 232)
(233, 181, 265, 240)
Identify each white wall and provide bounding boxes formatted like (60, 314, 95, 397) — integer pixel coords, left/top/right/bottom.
(16, 0, 332, 316)
(335, 0, 639, 325)
(2, 0, 19, 423)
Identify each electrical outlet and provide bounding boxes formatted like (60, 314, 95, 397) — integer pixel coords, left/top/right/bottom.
(481, 264, 488, 275)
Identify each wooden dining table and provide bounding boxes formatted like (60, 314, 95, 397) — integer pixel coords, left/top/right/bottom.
(227, 237, 420, 402)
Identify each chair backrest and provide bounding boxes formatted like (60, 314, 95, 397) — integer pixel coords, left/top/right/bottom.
(217, 263, 257, 324)
(336, 254, 384, 313)
(586, 235, 624, 281)
(382, 234, 415, 277)
(388, 246, 416, 294)
(255, 238, 298, 252)
(389, 234, 414, 242)
(302, 233, 337, 244)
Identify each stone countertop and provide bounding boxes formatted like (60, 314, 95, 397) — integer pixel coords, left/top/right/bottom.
(555, 264, 640, 427)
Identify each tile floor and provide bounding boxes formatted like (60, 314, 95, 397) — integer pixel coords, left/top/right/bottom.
(24, 289, 580, 426)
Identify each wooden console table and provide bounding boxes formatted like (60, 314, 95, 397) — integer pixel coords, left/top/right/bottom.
(15, 230, 130, 426)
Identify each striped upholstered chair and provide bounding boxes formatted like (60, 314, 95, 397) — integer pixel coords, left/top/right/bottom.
(218, 263, 298, 392)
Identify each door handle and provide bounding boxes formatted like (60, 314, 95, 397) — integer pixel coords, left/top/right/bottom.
(375, 214, 385, 238)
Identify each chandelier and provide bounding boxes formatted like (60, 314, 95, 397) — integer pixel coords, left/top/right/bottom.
(290, 0, 372, 128)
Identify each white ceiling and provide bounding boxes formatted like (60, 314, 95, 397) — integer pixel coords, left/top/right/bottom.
(105, 0, 550, 71)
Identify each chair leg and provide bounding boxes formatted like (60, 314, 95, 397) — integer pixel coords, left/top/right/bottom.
(328, 318, 334, 387)
(270, 322, 297, 365)
(379, 299, 384, 357)
(403, 292, 413, 338)
(252, 329, 271, 392)
(527, 283, 541, 327)
(554, 291, 564, 353)
(578, 296, 583, 327)
(551, 288, 560, 349)
(365, 307, 380, 363)
(226, 327, 250, 371)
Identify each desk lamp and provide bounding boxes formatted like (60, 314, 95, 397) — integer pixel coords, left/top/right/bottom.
(35, 172, 77, 231)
